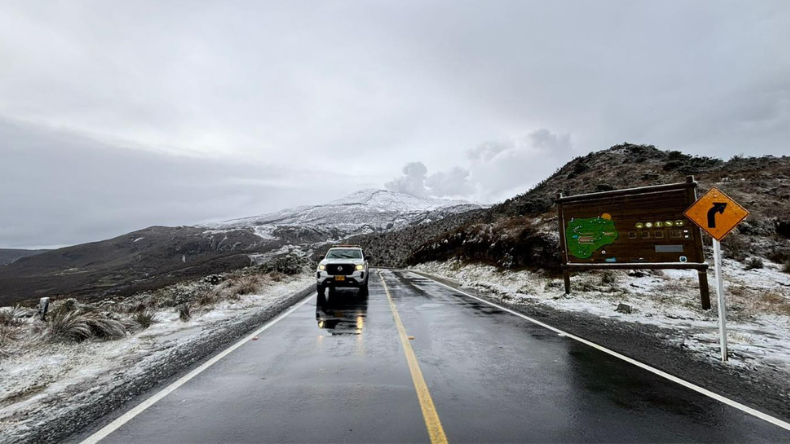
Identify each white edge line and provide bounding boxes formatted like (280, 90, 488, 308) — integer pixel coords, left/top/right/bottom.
(409, 271, 790, 432)
(81, 295, 313, 444)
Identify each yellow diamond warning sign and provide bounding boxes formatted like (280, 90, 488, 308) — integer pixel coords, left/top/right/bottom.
(684, 187, 749, 241)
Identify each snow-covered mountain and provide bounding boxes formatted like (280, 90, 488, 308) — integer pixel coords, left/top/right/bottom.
(0, 189, 481, 305)
(212, 189, 482, 240)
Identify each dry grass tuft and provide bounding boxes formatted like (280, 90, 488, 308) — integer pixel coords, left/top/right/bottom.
(761, 291, 784, 305)
(758, 291, 790, 316)
(47, 309, 127, 342)
(235, 275, 264, 295)
(178, 303, 192, 322)
(197, 290, 219, 307)
(133, 310, 156, 329)
(0, 325, 20, 357)
(268, 272, 285, 283)
(658, 280, 686, 293)
(0, 305, 26, 327)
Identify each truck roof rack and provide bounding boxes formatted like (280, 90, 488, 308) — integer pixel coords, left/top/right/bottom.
(330, 244, 361, 248)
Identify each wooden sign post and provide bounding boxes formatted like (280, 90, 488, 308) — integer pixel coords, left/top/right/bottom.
(685, 187, 750, 362)
(557, 176, 710, 309)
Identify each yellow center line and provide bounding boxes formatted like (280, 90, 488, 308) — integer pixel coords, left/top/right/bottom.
(379, 272, 448, 444)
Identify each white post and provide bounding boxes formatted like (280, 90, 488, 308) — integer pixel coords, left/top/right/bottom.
(713, 239, 728, 362)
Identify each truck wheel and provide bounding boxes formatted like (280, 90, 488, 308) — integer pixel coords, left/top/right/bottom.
(317, 285, 325, 296)
(360, 283, 369, 296)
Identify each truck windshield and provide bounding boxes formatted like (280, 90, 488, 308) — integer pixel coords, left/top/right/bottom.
(326, 249, 362, 259)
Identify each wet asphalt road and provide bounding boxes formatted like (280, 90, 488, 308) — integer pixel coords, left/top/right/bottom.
(93, 269, 790, 443)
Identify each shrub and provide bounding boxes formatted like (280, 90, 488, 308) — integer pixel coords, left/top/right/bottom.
(133, 310, 156, 329)
(573, 162, 590, 174)
(663, 160, 685, 172)
(776, 220, 790, 239)
(784, 261, 790, 274)
(666, 150, 687, 161)
(178, 303, 192, 322)
(596, 184, 615, 192)
(197, 290, 219, 306)
(0, 305, 25, 327)
(61, 298, 79, 313)
(259, 254, 305, 275)
(744, 257, 764, 270)
(601, 271, 617, 285)
(767, 248, 790, 264)
(202, 275, 225, 285)
(723, 235, 748, 261)
(567, 162, 590, 179)
(235, 275, 263, 295)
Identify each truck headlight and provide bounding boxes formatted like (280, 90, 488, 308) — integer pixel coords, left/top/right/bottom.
(355, 264, 364, 270)
(318, 265, 326, 271)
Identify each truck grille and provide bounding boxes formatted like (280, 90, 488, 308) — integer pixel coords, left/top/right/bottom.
(326, 264, 355, 276)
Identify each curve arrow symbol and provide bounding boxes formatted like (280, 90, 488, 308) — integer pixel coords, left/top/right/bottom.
(707, 202, 727, 228)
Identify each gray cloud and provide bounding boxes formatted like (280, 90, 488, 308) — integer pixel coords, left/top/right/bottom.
(388, 128, 571, 201)
(385, 162, 429, 198)
(0, 119, 370, 248)
(385, 162, 474, 199)
(0, 1, 788, 246)
(425, 167, 475, 198)
(465, 129, 572, 202)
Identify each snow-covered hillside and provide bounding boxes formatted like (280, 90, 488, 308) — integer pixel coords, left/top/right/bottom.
(211, 189, 481, 240)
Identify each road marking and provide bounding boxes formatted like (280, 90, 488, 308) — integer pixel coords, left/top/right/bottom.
(410, 270, 790, 433)
(379, 272, 448, 444)
(81, 294, 314, 444)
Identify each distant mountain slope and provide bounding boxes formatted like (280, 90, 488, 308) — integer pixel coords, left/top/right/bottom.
(356, 144, 790, 269)
(0, 249, 48, 265)
(0, 226, 271, 305)
(0, 189, 481, 305)
(215, 189, 481, 239)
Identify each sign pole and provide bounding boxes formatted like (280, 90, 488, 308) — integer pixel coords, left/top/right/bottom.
(712, 239, 728, 362)
(685, 186, 749, 362)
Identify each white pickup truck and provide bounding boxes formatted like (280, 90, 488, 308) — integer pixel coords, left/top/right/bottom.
(316, 245, 369, 296)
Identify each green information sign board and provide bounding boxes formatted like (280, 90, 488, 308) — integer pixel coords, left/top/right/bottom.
(556, 176, 711, 309)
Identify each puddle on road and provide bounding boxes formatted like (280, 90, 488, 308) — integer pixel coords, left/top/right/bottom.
(315, 291, 368, 336)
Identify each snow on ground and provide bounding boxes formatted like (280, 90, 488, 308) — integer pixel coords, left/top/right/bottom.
(249, 244, 309, 266)
(411, 259, 790, 372)
(0, 274, 313, 437)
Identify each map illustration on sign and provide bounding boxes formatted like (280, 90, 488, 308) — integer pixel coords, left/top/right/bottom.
(565, 213, 619, 259)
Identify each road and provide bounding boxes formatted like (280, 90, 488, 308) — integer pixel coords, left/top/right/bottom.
(83, 269, 790, 443)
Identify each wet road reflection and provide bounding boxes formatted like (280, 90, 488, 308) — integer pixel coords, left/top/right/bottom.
(315, 290, 368, 335)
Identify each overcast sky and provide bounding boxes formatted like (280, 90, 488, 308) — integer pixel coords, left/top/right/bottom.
(1, 1, 788, 248)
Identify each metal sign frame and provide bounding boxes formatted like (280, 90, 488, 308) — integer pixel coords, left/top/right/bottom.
(556, 176, 711, 309)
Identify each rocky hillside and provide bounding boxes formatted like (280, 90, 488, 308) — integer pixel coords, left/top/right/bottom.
(358, 144, 790, 270)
